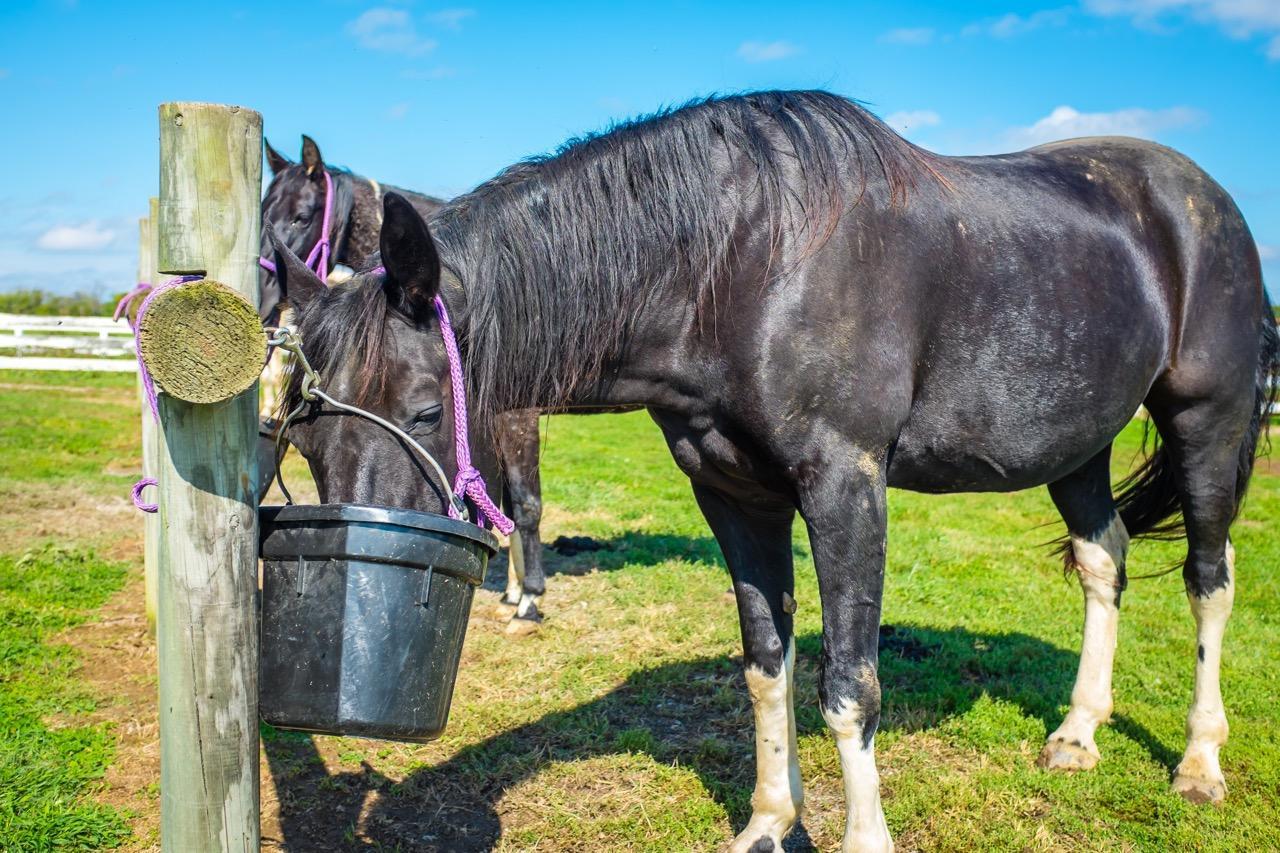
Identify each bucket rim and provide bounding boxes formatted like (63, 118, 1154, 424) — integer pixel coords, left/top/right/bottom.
(260, 503, 500, 555)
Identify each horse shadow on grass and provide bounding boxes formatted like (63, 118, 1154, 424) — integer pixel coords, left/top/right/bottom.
(261, 617, 1178, 852)
(480, 531, 729, 594)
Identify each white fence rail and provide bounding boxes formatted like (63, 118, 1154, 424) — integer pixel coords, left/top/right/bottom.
(0, 313, 136, 371)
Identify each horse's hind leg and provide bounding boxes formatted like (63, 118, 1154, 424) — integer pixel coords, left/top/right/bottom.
(1040, 447, 1129, 772)
(1151, 399, 1248, 805)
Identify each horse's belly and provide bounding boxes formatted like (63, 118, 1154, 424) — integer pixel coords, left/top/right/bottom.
(885, 385, 1143, 493)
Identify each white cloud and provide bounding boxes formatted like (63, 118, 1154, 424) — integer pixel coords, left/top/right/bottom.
(1259, 244, 1277, 261)
(387, 102, 410, 120)
(429, 8, 475, 30)
(1083, 0, 1280, 59)
(346, 8, 437, 56)
(885, 110, 942, 134)
(879, 27, 936, 45)
(737, 40, 801, 62)
(1007, 104, 1205, 146)
(35, 221, 116, 251)
(963, 7, 1073, 38)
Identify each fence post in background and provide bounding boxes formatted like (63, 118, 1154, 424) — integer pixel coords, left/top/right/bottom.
(137, 198, 159, 636)
(152, 101, 262, 852)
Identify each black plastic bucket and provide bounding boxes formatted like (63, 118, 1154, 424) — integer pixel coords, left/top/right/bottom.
(258, 504, 498, 742)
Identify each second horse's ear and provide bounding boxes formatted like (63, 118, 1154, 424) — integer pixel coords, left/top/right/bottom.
(379, 193, 440, 322)
(264, 138, 291, 175)
(301, 135, 324, 175)
(267, 225, 325, 312)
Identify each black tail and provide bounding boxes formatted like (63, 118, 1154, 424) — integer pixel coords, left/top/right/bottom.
(1113, 297, 1279, 544)
(1231, 301, 1280, 517)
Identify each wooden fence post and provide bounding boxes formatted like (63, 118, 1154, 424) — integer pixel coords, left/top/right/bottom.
(138, 198, 159, 637)
(154, 101, 262, 852)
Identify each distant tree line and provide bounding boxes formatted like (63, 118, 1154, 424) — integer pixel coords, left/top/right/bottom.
(0, 289, 127, 317)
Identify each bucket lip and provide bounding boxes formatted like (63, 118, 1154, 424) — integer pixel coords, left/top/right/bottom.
(260, 503, 499, 555)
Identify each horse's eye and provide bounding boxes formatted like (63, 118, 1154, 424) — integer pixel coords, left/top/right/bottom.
(408, 404, 444, 435)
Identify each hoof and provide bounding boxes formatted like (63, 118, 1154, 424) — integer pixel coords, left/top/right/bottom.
(504, 615, 542, 637)
(492, 600, 518, 620)
(1037, 737, 1099, 772)
(726, 833, 781, 853)
(1171, 771, 1226, 806)
(726, 813, 796, 853)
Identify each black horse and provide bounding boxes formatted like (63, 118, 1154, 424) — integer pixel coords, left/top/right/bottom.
(257, 136, 552, 632)
(267, 91, 1277, 851)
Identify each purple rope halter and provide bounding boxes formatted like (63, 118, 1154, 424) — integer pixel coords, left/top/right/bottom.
(258, 168, 334, 279)
(431, 295, 514, 535)
(350, 266, 512, 534)
(128, 274, 202, 512)
(113, 282, 153, 329)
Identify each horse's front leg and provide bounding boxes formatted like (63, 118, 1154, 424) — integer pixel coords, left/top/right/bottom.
(495, 410, 546, 635)
(691, 485, 803, 852)
(798, 447, 894, 853)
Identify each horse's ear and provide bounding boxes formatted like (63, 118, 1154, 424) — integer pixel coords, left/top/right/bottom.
(267, 225, 325, 311)
(264, 137, 291, 175)
(301, 135, 324, 175)
(380, 193, 440, 321)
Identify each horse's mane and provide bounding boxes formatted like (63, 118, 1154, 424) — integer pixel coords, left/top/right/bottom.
(431, 90, 941, 423)
(280, 275, 393, 418)
(283, 91, 941, 431)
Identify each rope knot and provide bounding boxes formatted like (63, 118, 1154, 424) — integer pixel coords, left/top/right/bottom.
(454, 465, 484, 493)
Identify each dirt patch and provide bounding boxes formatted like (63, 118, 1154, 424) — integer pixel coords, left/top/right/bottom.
(0, 483, 142, 559)
(52, 569, 160, 851)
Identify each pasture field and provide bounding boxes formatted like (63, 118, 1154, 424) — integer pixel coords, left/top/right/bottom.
(1, 368, 1278, 851)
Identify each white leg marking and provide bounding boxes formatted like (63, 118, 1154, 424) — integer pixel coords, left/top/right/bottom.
(1173, 541, 1234, 805)
(729, 639, 803, 852)
(502, 589, 542, 635)
(1040, 515, 1128, 771)
(505, 529, 525, 604)
(823, 687, 892, 853)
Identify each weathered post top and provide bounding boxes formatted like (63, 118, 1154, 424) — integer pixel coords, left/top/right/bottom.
(158, 102, 262, 283)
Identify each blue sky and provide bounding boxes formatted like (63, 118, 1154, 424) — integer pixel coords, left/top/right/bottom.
(1, 0, 1277, 296)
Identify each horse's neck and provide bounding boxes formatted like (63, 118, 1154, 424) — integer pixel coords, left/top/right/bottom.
(340, 175, 384, 267)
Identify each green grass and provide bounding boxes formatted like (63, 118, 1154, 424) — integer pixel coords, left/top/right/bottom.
(2, 369, 1279, 850)
(0, 546, 131, 851)
(0, 371, 139, 490)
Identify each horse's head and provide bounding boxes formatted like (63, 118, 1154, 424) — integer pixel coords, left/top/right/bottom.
(268, 193, 500, 518)
(259, 135, 338, 323)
